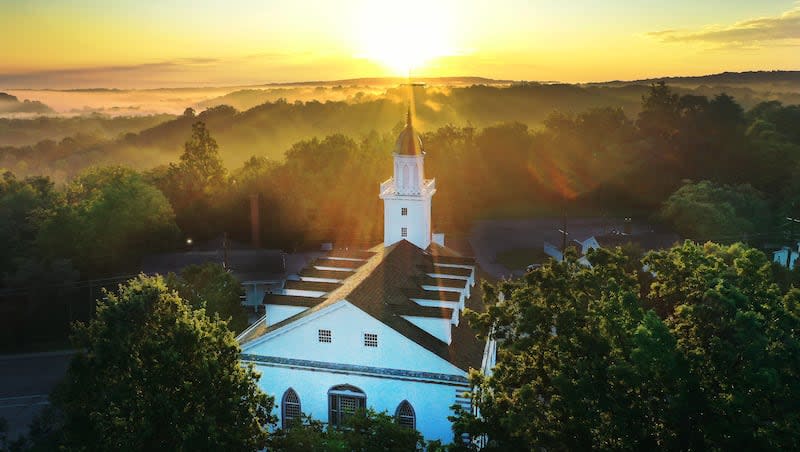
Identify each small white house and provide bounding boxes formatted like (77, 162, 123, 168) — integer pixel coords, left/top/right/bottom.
(773, 243, 800, 270)
(543, 236, 599, 267)
(238, 111, 495, 443)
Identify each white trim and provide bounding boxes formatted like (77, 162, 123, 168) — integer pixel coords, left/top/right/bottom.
(241, 301, 349, 351)
(313, 266, 356, 272)
(300, 276, 344, 283)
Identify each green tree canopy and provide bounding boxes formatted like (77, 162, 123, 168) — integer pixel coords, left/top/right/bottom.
(36, 166, 179, 275)
(456, 242, 800, 450)
(268, 409, 424, 452)
(51, 274, 274, 450)
(0, 171, 62, 276)
(165, 262, 248, 333)
(659, 180, 769, 243)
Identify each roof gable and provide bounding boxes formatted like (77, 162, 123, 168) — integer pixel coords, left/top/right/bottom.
(240, 240, 486, 371)
(241, 300, 465, 376)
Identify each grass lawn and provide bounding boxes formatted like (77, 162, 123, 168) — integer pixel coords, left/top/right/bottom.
(495, 247, 549, 270)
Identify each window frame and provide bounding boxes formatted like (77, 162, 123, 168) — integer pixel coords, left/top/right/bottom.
(401, 207, 408, 216)
(328, 385, 366, 427)
(395, 400, 416, 429)
(401, 227, 408, 238)
(281, 388, 302, 429)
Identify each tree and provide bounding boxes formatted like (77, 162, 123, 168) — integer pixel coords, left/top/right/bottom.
(659, 180, 769, 243)
(51, 275, 275, 450)
(36, 167, 179, 275)
(0, 171, 61, 277)
(268, 409, 424, 451)
(455, 243, 800, 450)
(160, 121, 228, 240)
(638, 81, 680, 143)
(165, 262, 248, 333)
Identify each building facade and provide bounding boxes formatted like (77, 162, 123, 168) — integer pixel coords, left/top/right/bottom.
(238, 112, 494, 443)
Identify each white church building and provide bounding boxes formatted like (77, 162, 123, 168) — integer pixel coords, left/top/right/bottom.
(237, 111, 496, 443)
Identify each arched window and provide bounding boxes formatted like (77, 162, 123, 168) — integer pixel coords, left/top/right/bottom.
(281, 388, 301, 429)
(395, 400, 416, 429)
(328, 384, 366, 427)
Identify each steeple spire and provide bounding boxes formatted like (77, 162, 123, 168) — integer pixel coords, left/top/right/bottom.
(406, 105, 412, 128)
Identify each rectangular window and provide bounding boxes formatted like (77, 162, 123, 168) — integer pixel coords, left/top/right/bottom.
(329, 393, 366, 426)
(401, 227, 408, 238)
(318, 329, 332, 343)
(364, 332, 378, 347)
(401, 207, 408, 216)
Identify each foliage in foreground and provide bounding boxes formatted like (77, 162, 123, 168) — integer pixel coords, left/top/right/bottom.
(165, 262, 248, 333)
(268, 409, 425, 452)
(455, 242, 800, 451)
(47, 275, 275, 450)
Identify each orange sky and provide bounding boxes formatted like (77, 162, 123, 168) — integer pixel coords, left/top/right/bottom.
(1, 0, 798, 88)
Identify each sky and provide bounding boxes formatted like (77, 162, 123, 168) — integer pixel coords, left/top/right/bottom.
(0, 0, 798, 89)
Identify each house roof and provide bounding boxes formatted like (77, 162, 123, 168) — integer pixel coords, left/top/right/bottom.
(392, 304, 454, 319)
(263, 294, 321, 307)
(141, 249, 285, 282)
(326, 249, 375, 260)
(283, 280, 342, 293)
(298, 268, 354, 279)
(241, 240, 486, 372)
(402, 288, 461, 303)
(418, 264, 473, 277)
(416, 276, 468, 289)
(312, 258, 367, 270)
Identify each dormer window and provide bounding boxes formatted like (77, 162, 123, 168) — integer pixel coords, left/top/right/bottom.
(364, 333, 378, 347)
(401, 207, 408, 216)
(401, 227, 408, 238)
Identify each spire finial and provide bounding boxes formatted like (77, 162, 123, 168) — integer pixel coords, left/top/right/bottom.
(406, 105, 412, 128)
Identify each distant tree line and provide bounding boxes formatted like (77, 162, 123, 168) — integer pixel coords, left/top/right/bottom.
(2, 82, 800, 350)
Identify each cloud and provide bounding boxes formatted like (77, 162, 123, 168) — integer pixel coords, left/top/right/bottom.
(648, 6, 800, 46)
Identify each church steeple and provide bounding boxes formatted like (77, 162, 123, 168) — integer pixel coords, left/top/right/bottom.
(379, 109, 436, 249)
(395, 107, 423, 156)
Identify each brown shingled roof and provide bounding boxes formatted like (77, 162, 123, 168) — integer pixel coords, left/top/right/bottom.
(392, 304, 454, 319)
(263, 294, 322, 308)
(284, 280, 341, 293)
(244, 240, 486, 371)
(298, 268, 353, 279)
(312, 258, 366, 269)
(419, 264, 473, 277)
(402, 288, 461, 303)
(326, 250, 375, 260)
(416, 276, 468, 289)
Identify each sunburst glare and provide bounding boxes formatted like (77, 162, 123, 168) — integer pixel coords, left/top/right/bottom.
(355, 0, 457, 75)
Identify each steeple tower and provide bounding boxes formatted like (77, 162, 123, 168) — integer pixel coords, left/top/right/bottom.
(379, 108, 436, 249)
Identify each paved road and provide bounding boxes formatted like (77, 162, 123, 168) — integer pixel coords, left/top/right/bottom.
(0, 351, 73, 441)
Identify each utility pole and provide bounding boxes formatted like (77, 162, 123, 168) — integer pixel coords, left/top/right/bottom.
(558, 210, 568, 260)
(787, 217, 800, 268)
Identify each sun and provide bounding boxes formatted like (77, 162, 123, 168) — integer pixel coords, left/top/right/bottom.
(355, 0, 456, 75)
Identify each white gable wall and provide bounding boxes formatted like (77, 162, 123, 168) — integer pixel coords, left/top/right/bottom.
(243, 301, 465, 376)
